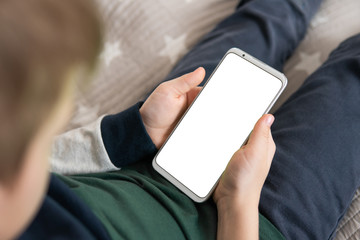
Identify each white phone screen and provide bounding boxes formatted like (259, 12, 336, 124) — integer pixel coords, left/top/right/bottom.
(154, 52, 283, 200)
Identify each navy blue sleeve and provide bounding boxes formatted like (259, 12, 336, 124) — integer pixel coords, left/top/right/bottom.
(100, 102, 158, 168)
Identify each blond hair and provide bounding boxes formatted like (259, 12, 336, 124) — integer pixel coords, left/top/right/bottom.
(0, 0, 102, 181)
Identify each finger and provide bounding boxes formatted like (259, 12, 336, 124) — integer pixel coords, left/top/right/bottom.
(247, 114, 275, 152)
(170, 67, 205, 96)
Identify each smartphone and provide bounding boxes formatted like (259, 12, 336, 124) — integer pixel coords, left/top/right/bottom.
(152, 48, 287, 202)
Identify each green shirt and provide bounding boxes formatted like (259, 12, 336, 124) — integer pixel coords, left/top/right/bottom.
(58, 161, 285, 240)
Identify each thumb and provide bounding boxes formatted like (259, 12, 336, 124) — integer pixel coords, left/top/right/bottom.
(170, 67, 205, 96)
(246, 114, 275, 153)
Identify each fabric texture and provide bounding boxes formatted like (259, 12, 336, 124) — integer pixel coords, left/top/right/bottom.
(263, 33, 360, 240)
(100, 102, 158, 168)
(57, 162, 283, 240)
(57, 164, 218, 240)
(50, 116, 118, 174)
(259, 214, 286, 240)
(18, 174, 111, 240)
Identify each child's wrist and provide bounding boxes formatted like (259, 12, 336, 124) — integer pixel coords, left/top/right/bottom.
(215, 195, 259, 215)
(216, 197, 259, 240)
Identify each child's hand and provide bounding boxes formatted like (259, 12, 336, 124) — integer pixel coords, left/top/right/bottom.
(213, 115, 275, 240)
(214, 114, 276, 209)
(140, 68, 205, 149)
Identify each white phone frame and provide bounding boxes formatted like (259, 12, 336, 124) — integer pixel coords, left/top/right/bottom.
(152, 48, 287, 202)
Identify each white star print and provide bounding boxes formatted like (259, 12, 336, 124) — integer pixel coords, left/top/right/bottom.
(159, 34, 188, 64)
(294, 51, 323, 76)
(100, 41, 122, 67)
(310, 12, 329, 28)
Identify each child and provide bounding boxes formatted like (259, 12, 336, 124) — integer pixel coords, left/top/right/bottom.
(3, 0, 359, 239)
(0, 0, 276, 239)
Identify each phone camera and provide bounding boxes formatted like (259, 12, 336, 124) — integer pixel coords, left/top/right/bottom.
(242, 54, 245, 57)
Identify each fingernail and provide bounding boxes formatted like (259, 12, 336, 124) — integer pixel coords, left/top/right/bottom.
(265, 115, 275, 127)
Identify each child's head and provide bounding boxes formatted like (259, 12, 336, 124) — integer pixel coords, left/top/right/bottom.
(0, 0, 102, 238)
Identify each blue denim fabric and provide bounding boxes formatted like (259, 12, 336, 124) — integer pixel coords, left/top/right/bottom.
(153, 0, 360, 239)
